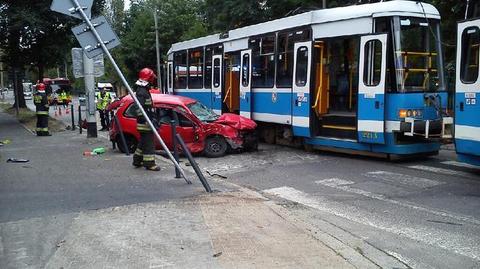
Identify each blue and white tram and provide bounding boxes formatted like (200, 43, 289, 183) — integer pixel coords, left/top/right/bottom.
(455, 3, 480, 166)
(167, 1, 452, 158)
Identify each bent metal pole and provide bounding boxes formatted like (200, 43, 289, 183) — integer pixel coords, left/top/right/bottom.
(70, 0, 191, 184)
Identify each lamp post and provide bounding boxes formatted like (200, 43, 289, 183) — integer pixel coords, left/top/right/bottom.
(154, 10, 162, 92)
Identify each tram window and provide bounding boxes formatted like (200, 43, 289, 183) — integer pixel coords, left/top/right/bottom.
(174, 51, 187, 89)
(277, 32, 294, 87)
(363, 40, 382, 87)
(251, 35, 275, 88)
(188, 49, 203, 89)
(242, 53, 250, 87)
(204, 45, 223, 89)
(168, 63, 173, 89)
(460, 26, 480, 84)
(205, 48, 213, 89)
(295, 46, 309, 87)
(213, 58, 221, 88)
(294, 29, 311, 42)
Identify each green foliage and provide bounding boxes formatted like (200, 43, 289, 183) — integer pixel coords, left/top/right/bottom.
(202, 0, 267, 32)
(114, 0, 207, 81)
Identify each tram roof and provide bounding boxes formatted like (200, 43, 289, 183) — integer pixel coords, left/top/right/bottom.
(168, 1, 440, 54)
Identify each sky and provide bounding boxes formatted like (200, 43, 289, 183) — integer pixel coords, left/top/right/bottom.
(124, 0, 131, 10)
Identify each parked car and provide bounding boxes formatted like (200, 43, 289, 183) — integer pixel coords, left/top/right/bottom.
(109, 94, 258, 157)
(23, 82, 33, 100)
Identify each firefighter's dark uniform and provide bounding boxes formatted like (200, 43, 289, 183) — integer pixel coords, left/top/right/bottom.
(34, 90, 50, 136)
(132, 84, 157, 169)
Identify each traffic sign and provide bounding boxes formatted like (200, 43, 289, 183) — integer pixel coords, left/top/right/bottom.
(71, 48, 83, 78)
(50, 0, 93, 20)
(71, 16, 120, 59)
(72, 48, 105, 78)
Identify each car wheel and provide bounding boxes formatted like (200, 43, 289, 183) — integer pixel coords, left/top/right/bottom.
(204, 136, 228, 158)
(117, 134, 137, 154)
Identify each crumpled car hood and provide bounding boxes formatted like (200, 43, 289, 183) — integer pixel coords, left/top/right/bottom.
(214, 113, 257, 131)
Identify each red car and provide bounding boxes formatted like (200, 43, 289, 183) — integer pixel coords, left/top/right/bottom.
(109, 94, 258, 158)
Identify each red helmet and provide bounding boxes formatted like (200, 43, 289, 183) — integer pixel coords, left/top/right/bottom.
(37, 83, 46, 91)
(138, 68, 156, 84)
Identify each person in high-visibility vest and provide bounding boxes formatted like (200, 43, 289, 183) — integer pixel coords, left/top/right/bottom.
(34, 83, 51, 136)
(60, 91, 68, 108)
(96, 87, 111, 131)
(132, 68, 160, 171)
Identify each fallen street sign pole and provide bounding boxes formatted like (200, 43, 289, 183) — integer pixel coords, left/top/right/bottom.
(64, 0, 194, 186)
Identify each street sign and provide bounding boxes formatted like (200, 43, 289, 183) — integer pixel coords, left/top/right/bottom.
(72, 48, 84, 78)
(50, 0, 93, 20)
(93, 55, 105, 77)
(72, 48, 104, 78)
(71, 16, 120, 59)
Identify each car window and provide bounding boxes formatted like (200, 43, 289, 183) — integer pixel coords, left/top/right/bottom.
(157, 107, 194, 127)
(124, 103, 138, 118)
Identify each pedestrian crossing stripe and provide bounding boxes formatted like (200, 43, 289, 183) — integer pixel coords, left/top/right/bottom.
(441, 161, 480, 170)
(365, 171, 443, 188)
(407, 165, 474, 178)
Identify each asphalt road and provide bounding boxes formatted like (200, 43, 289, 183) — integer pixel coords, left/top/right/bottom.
(2, 90, 480, 268)
(191, 145, 480, 269)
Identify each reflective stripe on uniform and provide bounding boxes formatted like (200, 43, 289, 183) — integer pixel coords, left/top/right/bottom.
(143, 155, 155, 161)
(135, 149, 143, 155)
(36, 127, 49, 131)
(137, 123, 151, 132)
(36, 111, 49, 115)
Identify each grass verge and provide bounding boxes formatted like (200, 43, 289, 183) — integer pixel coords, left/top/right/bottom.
(0, 102, 66, 133)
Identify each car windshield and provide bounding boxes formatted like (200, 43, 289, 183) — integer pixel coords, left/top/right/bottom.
(187, 102, 219, 122)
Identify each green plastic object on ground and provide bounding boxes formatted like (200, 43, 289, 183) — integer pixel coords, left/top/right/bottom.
(92, 147, 106, 155)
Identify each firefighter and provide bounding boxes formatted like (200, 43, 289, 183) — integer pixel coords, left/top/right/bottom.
(96, 87, 111, 131)
(33, 83, 51, 136)
(132, 68, 161, 171)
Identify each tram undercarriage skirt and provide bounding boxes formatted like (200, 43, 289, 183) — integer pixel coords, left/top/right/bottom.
(400, 119, 442, 138)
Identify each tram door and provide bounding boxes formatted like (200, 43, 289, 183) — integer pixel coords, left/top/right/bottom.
(455, 20, 480, 158)
(358, 34, 387, 144)
(167, 62, 173, 94)
(212, 55, 223, 114)
(292, 42, 312, 136)
(240, 50, 252, 118)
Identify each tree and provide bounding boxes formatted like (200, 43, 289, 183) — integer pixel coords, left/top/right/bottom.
(202, 0, 267, 32)
(113, 0, 207, 82)
(0, 0, 106, 108)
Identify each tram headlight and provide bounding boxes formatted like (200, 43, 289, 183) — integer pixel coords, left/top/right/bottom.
(399, 109, 423, 118)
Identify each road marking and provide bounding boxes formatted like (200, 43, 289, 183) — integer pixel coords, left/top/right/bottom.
(264, 186, 480, 261)
(365, 171, 443, 188)
(385, 250, 435, 269)
(407, 165, 474, 178)
(441, 161, 480, 170)
(315, 178, 480, 226)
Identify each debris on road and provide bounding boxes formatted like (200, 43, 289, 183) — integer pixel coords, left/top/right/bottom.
(213, 252, 223, 258)
(6, 158, 29, 163)
(83, 147, 106, 156)
(206, 170, 228, 179)
(56, 240, 66, 248)
(0, 139, 11, 145)
(92, 147, 106, 154)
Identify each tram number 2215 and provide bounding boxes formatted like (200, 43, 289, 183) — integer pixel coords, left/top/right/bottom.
(361, 132, 379, 140)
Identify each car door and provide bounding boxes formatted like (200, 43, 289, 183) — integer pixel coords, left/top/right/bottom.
(156, 107, 198, 151)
